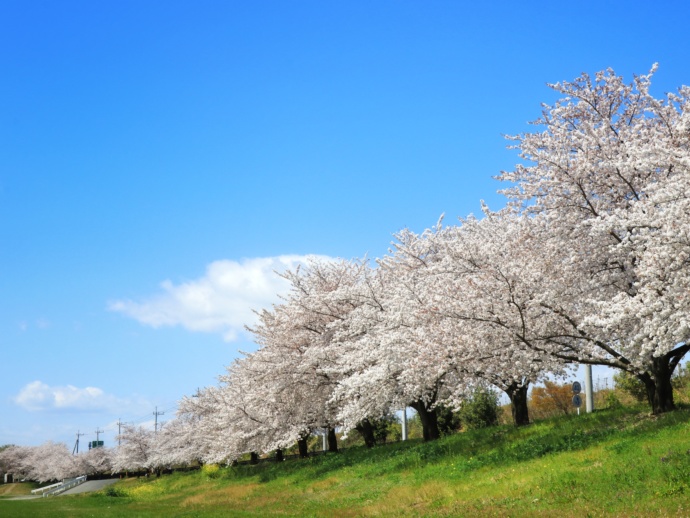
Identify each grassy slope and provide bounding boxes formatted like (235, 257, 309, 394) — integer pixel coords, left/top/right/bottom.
(2, 406, 690, 517)
(0, 482, 38, 497)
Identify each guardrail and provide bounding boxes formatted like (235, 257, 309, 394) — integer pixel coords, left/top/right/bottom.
(42, 475, 87, 497)
(30, 480, 64, 495)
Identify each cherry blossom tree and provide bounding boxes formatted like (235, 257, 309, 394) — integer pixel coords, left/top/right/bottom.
(368, 214, 569, 427)
(146, 415, 203, 470)
(112, 425, 154, 474)
(158, 65, 689, 464)
(0, 442, 80, 483)
(325, 240, 495, 439)
(496, 65, 690, 413)
(167, 259, 371, 465)
(243, 258, 372, 453)
(175, 384, 250, 465)
(0, 445, 28, 482)
(76, 446, 113, 477)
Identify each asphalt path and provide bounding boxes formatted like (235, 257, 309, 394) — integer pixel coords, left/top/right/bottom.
(60, 479, 119, 495)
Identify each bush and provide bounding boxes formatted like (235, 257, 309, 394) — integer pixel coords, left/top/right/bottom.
(372, 414, 398, 444)
(613, 371, 648, 403)
(104, 486, 128, 497)
(436, 405, 462, 437)
(383, 417, 402, 443)
(201, 463, 221, 479)
(459, 387, 500, 430)
(604, 390, 623, 409)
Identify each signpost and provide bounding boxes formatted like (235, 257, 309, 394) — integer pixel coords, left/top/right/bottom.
(572, 381, 583, 415)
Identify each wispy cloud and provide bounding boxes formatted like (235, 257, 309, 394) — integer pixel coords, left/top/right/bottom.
(108, 255, 333, 341)
(17, 318, 51, 331)
(13, 381, 134, 412)
(35, 318, 50, 329)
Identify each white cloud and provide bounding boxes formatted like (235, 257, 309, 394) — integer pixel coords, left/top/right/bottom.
(108, 254, 333, 342)
(14, 381, 126, 412)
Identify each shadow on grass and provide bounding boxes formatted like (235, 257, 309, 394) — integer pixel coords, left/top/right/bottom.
(224, 406, 690, 485)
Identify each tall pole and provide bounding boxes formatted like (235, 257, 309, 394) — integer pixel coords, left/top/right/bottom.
(95, 428, 104, 445)
(154, 407, 165, 433)
(117, 419, 123, 446)
(73, 431, 85, 455)
(584, 365, 594, 413)
(401, 407, 408, 441)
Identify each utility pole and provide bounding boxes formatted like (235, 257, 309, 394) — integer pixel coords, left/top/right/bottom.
(154, 406, 165, 433)
(95, 427, 104, 443)
(72, 430, 85, 455)
(584, 365, 594, 413)
(401, 407, 408, 441)
(116, 418, 123, 446)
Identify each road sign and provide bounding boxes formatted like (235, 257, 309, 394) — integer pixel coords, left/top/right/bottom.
(572, 394, 582, 408)
(572, 381, 582, 394)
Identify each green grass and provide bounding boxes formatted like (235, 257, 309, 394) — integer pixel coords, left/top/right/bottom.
(3, 406, 690, 516)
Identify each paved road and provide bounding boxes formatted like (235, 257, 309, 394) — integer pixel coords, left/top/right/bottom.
(60, 479, 119, 495)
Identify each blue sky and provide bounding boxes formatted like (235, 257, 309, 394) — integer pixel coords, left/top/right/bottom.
(1, 0, 688, 447)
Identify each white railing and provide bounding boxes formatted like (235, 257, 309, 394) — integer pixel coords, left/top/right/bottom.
(31, 480, 64, 494)
(41, 475, 87, 497)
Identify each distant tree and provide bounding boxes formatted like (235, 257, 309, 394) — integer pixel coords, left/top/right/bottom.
(147, 415, 203, 470)
(76, 446, 113, 477)
(111, 425, 153, 474)
(0, 445, 18, 480)
(0, 442, 79, 483)
(529, 382, 575, 419)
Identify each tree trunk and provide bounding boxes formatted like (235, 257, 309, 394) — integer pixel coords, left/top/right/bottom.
(275, 449, 284, 462)
(505, 382, 530, 427)
(410, 400, 440, 441)
(638, 356, 676, 414)
(249, 452, 259, 464)
(297, 437, 309, 458)
(327, 427, 338, 453)
(355, 419, 377, 448)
